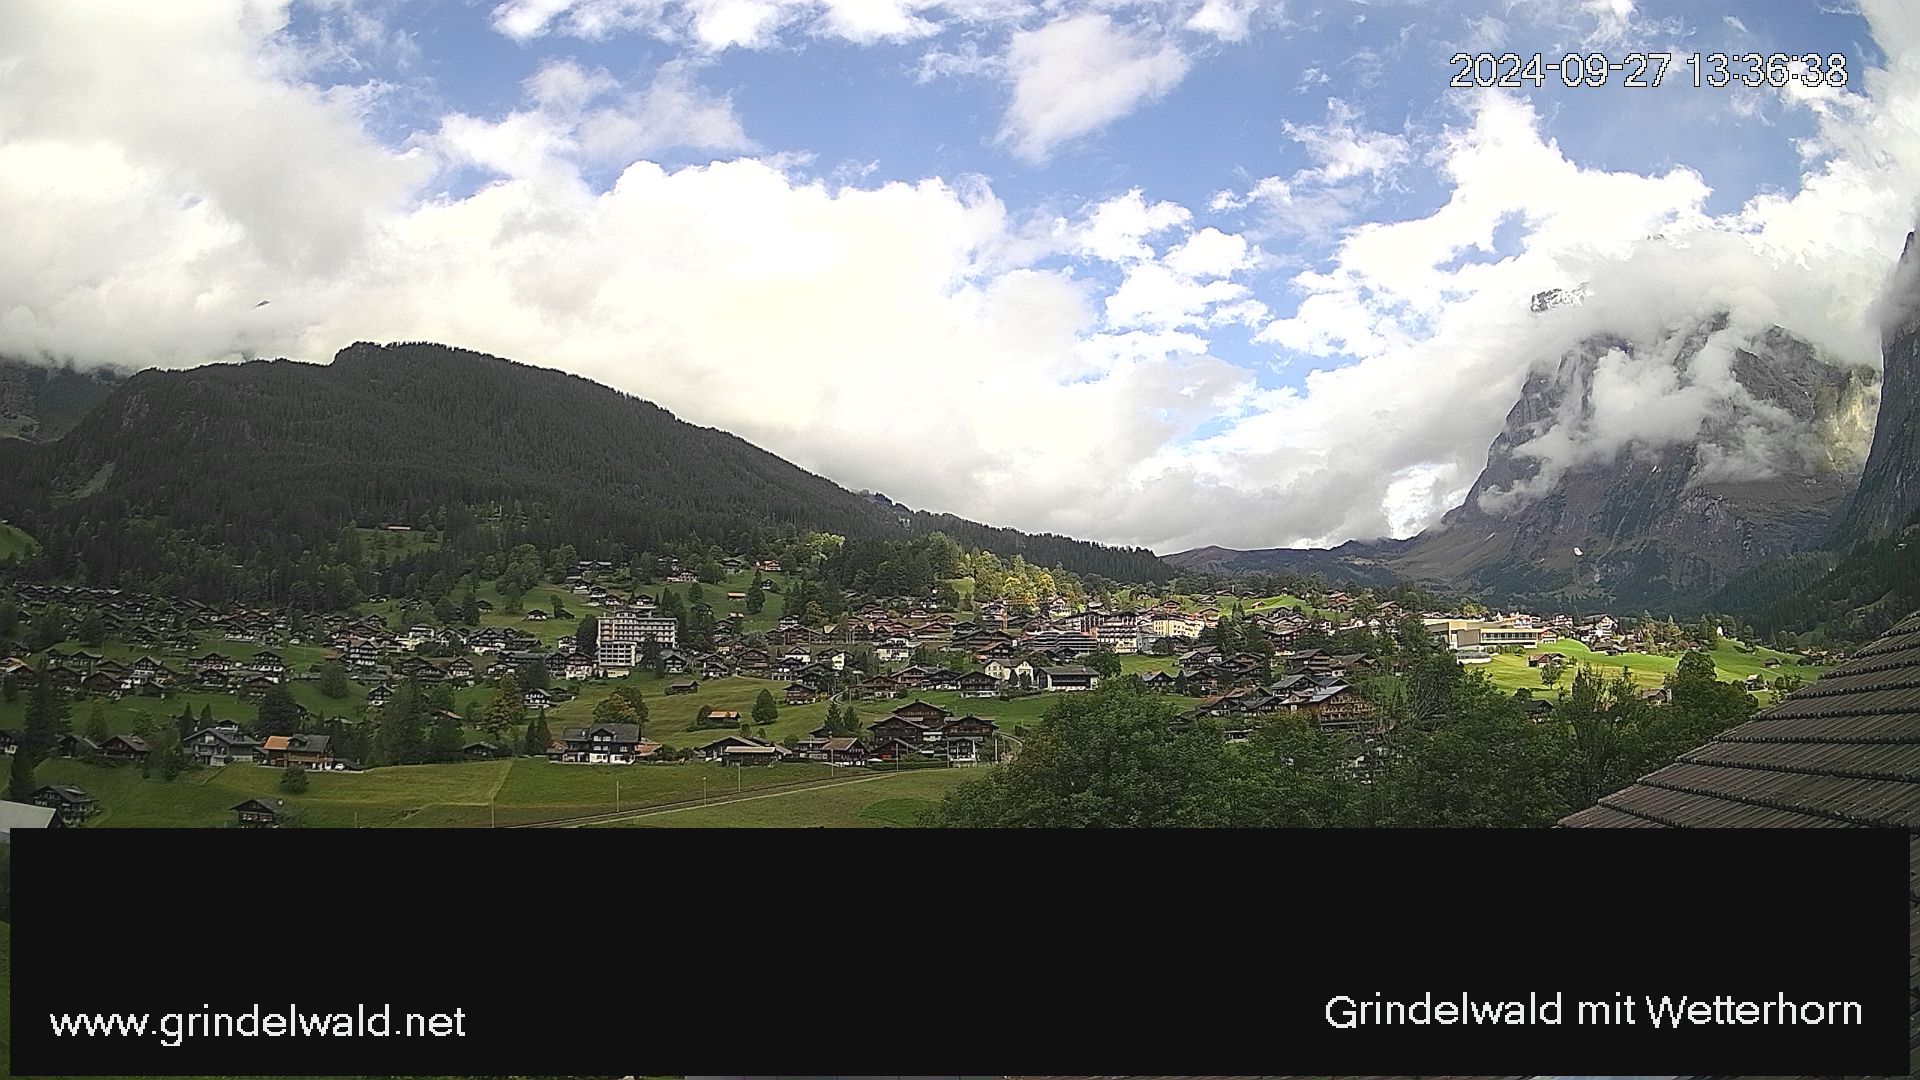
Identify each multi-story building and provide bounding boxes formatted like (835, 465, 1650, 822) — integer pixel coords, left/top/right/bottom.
(596, 610, 679, 670)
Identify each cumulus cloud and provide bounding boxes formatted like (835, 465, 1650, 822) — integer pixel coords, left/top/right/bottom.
(997, 13, 1190, 163)
(432, 58, 752, 179)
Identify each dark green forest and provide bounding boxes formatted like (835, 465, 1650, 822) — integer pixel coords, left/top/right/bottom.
(1711, 520, 1920, 643)
(0, 342, 1165, 606)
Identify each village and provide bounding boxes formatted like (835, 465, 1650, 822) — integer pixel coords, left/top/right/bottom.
(0, 547, 1837, 828)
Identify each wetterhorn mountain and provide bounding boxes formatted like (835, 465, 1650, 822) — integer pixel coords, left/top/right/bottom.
(1169, 311, 1877, 611)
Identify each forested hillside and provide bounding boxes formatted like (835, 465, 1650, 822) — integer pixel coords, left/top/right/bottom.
(0, 341, 1164, 604)
(0, 356, 122, 442)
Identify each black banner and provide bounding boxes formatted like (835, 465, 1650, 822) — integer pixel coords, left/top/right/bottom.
(9, 827, 1909, 1076)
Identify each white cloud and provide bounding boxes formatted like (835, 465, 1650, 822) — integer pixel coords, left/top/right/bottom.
(490, 0, 947, 50)
(1074, 188, 1192, 262)
(432, 58, 753, 179)
(1283, 97, 1409, 187)
(998, 13, 1190, 163)
(1184, 0, 1277, 43)
(6, 0, 1920, 558)
(1581, 0, 1634, 43)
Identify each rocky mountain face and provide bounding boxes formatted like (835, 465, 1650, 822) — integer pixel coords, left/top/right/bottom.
(1834, 230, 1920, 541)
(1169, 309, 1877, 611)
(1392, 315, 1873, 608)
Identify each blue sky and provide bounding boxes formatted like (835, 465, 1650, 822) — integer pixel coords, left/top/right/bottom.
(3, 0, 1918, 550)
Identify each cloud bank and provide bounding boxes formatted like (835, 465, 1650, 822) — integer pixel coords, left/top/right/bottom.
(2, 0, 1919, 556)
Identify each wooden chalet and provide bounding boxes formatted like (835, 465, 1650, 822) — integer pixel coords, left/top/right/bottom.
(258, 734, 334, 770)
(231, 797, 289, 828)
(28, 784, 98, 824)
(184, 725, 261, 766)
(956, 670, 999, 697)
(97, 734, 152, 762)
(1036, 665, 1099, 692)
(550, 723, 648, 764)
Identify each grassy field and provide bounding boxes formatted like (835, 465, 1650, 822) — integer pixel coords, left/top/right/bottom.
(29, 755, 853, 828)
(0, 524, 35, 562)
(1481, 637, 1831, 695)
(1118, 653, 1177, 675)
(598, 767, 978, 827)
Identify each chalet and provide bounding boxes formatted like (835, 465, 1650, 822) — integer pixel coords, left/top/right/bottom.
(184, 725, 261, 766)
(55, 733, 99, 758)
(446, 657, 477, 684)
(666, 681, 700, 696)
(247, 651, 288, 682)
(983, 658, 1035, 684)
(794, 736, 856, 763)
(942, 714, 998, 765)
(343, 637, 382, 668)
(1036, 665, 1099, 692)
(704, 710, 743, 727)
(366, 685, 394, 709)
(522, 688, 553, 710)
(239, 675, 281, 699)
(523, 609, 550, 621)
(865, 711, 931, 749)
(462, 741, 506, 759)
(723, 743, 782, 766)
(231, 797, 289, 828)
(892, 700, 953, 724)
(848, 674, 898, 700)
(28, 784, 98, 824)
(0, 729, 15, 755)
(97, 734, 152, 762)
(258, 734, 334, 770)
(956, 671, 999, 698)
(784, 682, 822, 705)
(1138, 670, 1180, 693)
(551, 723, 648, 764)
(1294, 686, 1379, 735)
(697, 734, 780, 763)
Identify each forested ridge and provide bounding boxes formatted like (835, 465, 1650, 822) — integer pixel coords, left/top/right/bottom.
(0, 341, 1165, 603)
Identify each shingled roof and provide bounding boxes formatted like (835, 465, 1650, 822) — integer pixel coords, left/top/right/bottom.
(1562, 609, 1920, 829)
(1561, 607, 1920, 1077)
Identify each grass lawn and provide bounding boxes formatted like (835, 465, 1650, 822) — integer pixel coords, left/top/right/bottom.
(27, 755, 847, 828)
(598, 766, 980, 827)
(1119, 654, 1177, 675)
(503, 672, 833, 749)
(0, 524, 35, 562)
(485, 757, 838, 825)
(1480, 637, 1831, 696)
